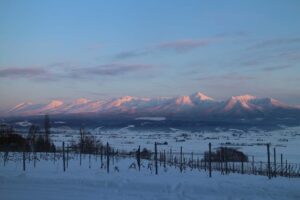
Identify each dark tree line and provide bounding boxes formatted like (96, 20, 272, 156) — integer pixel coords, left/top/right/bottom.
(0, 115, 55, 152)
(0, 128, 30, 151)
(203, 147, 248, 162)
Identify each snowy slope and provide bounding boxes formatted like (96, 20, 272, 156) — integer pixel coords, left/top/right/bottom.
(3, 92, 300, 117)
(1, 154, 300, 200)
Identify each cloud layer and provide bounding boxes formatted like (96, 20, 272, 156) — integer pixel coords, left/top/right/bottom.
(0, 67, 47, 78)
(115, 38, 216, 59)
(0, 63, 153, 81)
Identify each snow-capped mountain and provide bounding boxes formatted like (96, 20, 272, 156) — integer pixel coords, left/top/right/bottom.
(3, 92, 300, 118)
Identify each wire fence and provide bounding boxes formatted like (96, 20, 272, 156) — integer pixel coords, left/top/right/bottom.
(1, 142, 300, 179)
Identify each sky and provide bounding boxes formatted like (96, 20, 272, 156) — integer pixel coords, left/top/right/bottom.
(0, 0, 300, 110)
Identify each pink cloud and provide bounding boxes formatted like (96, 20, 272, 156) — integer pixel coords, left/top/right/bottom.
(115, 38, 218, 59)
(76, 63, 153, 77)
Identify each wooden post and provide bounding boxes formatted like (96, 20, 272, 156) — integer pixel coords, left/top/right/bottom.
(241, 160, 244, 174)
(286, 159, 288, 176)
(273, 148, 276, 177)
(260, 161, 263, 175)
(281, 154, 283, 176)
(3, 147, 8, 167)
(62, 142, 65, 172)
(209, 143, 212, 177)
(53, 149, 56, 164)
(204, 154, 207, 171)
(159, 152, 162, 166)
(80, 147, 82, 166)
(267, 143, 271, 179)
(169, 148, 172, 163)
(106, 142, 110, 173)
(225, 147, 228, 174)
(220, 149, 223, 174)
(22, 150, 26, 171)
(191, 152, 194, 167)
(137, 145, 141, 171)
(95, 150, 98, 162)
(34, 148, 36, 168)
(67, 146, 69, 169)
(163, 150, 166, 168)
(180, 146, 183, 173)
(252, 156, 255, 174)
(155, 142, 158, 175)
(89, 153, 91, 169)
(100, 146, 103, 164)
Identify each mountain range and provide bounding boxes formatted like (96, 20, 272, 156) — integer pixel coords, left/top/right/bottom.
(3, 92, 300, 120)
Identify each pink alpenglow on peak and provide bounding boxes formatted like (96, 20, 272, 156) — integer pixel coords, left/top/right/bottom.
(44, 100, 64, 109)
(110, 96, 136, 107)
(175, 96, 193, 105)
(3, 92, 300, 117)
(224, 95, 257, 111)
(231, 95, 256, 102)
(73, 98, 90, 104)
(8, 102, 33, 112)
(191, 92, 214, 101)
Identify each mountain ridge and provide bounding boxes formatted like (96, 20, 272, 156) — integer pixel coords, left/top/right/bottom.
(3, 92, 300, 118)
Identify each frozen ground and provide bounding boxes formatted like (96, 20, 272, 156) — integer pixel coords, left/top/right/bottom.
(1, 154, 300, 200)
(43, 125, 300, 162)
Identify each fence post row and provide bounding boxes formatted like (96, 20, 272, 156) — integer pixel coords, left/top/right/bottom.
(4, 138, 300, 178)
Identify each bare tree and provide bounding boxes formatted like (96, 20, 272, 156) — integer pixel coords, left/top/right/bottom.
(44, 114, 51, 142)
(27, 125, 40, 151)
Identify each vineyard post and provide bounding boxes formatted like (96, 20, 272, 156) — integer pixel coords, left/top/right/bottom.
(137, 145, 141, 171)
(281, 154, 283, 176)
(267, 143, 271, 179)
(252, 156, 255, 174)
(155, 142, 158, 175)
(106, 142, 110, 173)
(22, 148, 26, 171)
(180, 146, 183, 173)
(273, 148, 276, 177)
(209, 143, 212, 177)
(62, 142, 65, 172)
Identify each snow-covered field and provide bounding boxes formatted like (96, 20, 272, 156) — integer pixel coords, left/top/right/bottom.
(3, 125, 300, 199)
(1, 153, 300, 200)
(45, 125, 300, 163)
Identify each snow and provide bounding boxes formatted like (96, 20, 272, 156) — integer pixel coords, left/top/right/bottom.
(0, 153, 299, 200)
(43, 126, 300, 163)
(73, 98, 90, 104)
(191, 92, 214, 101)
(42, 100, 64, 110)
(15, 121, 32, 127)
(175, 96, 193, 105)
(224, 95, 257, 111)
(2, 125, 300, 199)
(5, 92, 298, 116)
(8, 102, 33, 113)
(108, 96, 136, 107)
(135, 117, 166, 121)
